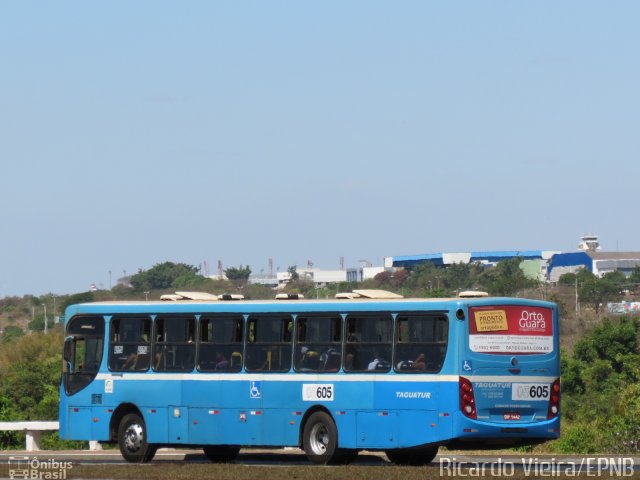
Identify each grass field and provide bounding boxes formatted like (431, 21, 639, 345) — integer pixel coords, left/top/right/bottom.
(2, 462, 639, 480)
(1, 450, 639, 480)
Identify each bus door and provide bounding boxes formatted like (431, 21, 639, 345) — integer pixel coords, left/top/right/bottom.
(462, 305, 558, 424)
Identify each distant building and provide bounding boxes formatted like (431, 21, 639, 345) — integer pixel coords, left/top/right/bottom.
(248, 276, 279, 287)
(274, 267, 363, 286)
(577, 234, 601, 252)
(206, 275, 227, 282)
(548, 251, 640, 282)
(362, 266, 385, 281)
(385, 250, 559, 281)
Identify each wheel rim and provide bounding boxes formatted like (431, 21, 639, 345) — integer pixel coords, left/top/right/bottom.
(123, 422, 144, 453)
(309, 422, 330, 455)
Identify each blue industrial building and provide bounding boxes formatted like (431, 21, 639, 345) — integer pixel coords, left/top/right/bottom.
(384, 237, 640, 283)
(547, 251, 640, 282)
(387, 251, 547, 269)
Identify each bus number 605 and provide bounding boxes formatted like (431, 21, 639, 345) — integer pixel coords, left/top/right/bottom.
(316, 385, 332, 399)
(303, 384, 335, 402)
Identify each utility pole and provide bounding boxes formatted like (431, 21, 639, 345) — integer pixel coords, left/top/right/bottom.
(42, 304, 48, 334)
(575, 277, 580, 314)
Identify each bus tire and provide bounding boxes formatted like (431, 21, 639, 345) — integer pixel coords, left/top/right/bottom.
(118, 413, 157, 463)
(203, 445, 240, 463)
(302, 411, 339, 464)
(385, 445, 439, 466)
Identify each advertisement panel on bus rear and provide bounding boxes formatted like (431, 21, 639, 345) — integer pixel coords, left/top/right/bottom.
(468, 305, 553, 354)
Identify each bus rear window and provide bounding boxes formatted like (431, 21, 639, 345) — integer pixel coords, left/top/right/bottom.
(468, 305, 553, 354)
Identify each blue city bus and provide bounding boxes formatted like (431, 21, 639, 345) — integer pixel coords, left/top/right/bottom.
(59, 291, 560, 465)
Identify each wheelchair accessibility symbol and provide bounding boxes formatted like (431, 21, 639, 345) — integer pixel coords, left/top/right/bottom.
(250, 381, 262, 399)
(462, 360, 472, 372)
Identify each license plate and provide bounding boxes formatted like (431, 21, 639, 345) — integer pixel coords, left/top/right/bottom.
(503, 413, 521, 420)
(512, 383, 550, 401)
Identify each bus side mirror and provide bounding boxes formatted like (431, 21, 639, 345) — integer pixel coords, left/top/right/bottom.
(63, 336, 74, 372)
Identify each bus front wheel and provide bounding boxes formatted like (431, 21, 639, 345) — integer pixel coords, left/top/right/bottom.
(302, 411, 339, 464)
(203, 445, 240, 463)
(385, 445, 439, 466)
(118, 413, 157, 463)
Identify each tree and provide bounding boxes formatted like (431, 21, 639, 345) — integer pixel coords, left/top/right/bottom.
(224, 265, 251, 286)
(442, 262, 484, 292)
(1, 326, 24, 344)
(578, 271, 624, 315)
(478, 257, 537, 296)
(402, 263, 439, 294)
(172, 274, 215, 290)
(287, 266, 299, 281)
(0, 331, 86, 449)
(558, 272, 578, 286)
(130, 262, 199, 291)
(628, 266, 640, 287)
(59, 291, 94, 313)
(374, 269, 408, 289)
(28, 315, 55, 332)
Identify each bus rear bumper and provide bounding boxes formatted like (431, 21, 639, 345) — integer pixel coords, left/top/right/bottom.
(449, 416, 560, 450)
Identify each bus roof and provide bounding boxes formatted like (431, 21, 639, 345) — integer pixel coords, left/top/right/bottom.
(64, 295, 557, 318)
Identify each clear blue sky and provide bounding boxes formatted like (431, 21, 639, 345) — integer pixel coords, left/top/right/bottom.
(1, 2, 639, 297)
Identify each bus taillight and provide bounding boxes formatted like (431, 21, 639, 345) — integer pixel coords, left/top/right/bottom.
(459, 376, 477, 419)
(547, 379, 560, 419)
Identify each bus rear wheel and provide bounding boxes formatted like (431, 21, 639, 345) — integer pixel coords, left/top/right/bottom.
(302, 411, 340, 464)
(385, 445, 439, 466)
(203, 445, 240, 463)
(118, 413, 157, 463)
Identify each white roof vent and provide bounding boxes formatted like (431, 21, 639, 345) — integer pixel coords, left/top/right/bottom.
(175, 291, 220, 300)
(160, 291, 244, 301)
(335, 289, 404, 300)
(352, 289, 404, 299)
(335, 292, 362, 299)
(160, 294, 183, 301)
(218, 294, 244, 301)
(458, 290, 489, 298)
(275, 293, 305, 300)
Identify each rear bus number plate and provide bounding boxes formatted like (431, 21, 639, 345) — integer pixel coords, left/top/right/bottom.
(512, 383, 550, 401)
(503, 413, 521, 421)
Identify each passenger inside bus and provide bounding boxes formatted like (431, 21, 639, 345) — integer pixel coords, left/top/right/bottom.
(298, 347, 320, 370)
(344, 352, 355, 370)
(215, 352, 229, 370)
(367, 350, 390, 370)
(396, 353, 427, 371)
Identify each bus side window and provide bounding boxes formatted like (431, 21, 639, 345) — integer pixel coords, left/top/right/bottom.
(198, 316, 244, 373)
(294, 316, 342, 373)
(344, 314, 392, 373)
(394, 314, 449, 373)
(245, 316, 293, 372)
(153, 316, 196, 372)
(109, 317, 151, 372)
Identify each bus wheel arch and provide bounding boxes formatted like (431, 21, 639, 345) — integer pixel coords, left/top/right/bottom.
(298, 406, 333, 448)
(109, 403, 142, 442)
(300, 407, 356, 465)
(111, 404, 157, 463)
